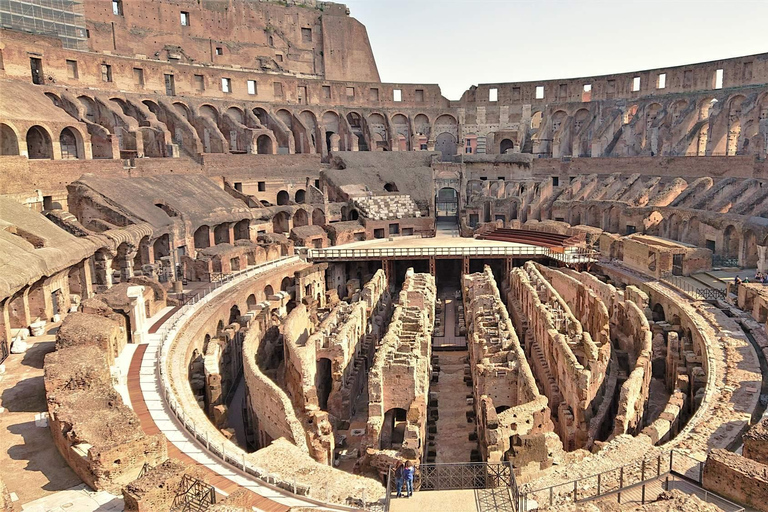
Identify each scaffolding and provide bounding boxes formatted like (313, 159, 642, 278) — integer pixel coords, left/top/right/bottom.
(0, 0, 87, 50)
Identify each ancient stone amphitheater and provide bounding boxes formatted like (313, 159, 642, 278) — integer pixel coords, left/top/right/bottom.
(0, 1, 767, 511)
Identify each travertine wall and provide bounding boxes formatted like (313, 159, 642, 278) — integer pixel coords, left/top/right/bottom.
(365, 269, 435, 460)
(508, 261, 610, 450)
(462, 266, 557, 470)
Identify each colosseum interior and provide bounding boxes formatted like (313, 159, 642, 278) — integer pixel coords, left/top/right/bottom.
(0, 1, 767, 511)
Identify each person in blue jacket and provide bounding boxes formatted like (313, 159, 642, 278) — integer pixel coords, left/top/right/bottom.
(403, 460, 416, 498)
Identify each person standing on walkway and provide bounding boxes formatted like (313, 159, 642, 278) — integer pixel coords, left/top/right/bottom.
(394, 460, 405, 498)
(403, 460, 415, 498)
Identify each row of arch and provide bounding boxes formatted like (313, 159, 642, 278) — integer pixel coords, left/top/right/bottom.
(0, 122, 86, 159)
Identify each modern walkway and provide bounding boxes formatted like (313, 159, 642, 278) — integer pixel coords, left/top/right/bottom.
(433, 292, 466, 350)
(126, 259, 351, 511)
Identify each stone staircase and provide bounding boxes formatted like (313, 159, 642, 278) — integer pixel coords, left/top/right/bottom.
(353, 194, 421, 220)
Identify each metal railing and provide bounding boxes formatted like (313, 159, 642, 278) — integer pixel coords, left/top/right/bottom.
(306, 245, 598, 265)
(385, 462, 518, 511)
(151, 256, 370, 511)
(170, 474, 216, 512)
(712, 255, 739, 268)
(660, 275, 726, 302)
(518, 450, 740, 510)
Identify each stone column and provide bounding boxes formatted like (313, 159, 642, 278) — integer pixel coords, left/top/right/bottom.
(94, 251, 114, 289)
(120, 250, 137, 282)
(758, 245, 767, 274)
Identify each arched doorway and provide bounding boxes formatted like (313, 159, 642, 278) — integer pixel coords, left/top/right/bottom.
(59, 127, 82, 159)
(276, 190, 290, 206)
(500, 138, 514, 154)
(194, 225, 210, 249)
(26, 126, 52, 159)
(293, 209, 308, 227)
(384, 182, 398, 192)
(1, 124, 20, 155)
(272, 211, 290, 233)
(435, 132, 456, 161)
(257, 134, 273, 154)
(229, 305, 241, 324)
(436, 187, 459, 223)
(312, 208, 326, 226)
(295, 189, 306, 204)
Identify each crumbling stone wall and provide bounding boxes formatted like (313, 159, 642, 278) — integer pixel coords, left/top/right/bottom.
(365, 269, 435, 460)
(55, 311, 126, 366)
(242, 313, 310, 453)
(743, 417, 768, 466)
(44, 345, 167, 493)
(559, 270, 653, 439)
(306, 269, 390, 426)
(462, 266, 558, 471)
(703, 449, 768, 512)
(508, 261, 611, 450)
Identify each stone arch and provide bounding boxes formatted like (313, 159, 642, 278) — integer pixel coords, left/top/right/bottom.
(530, 111, 543, 130)
(414, 114, 430, 136)
(652, 303, 666, 322)
(257, 134, 273, 154)
(263, 284, 274, 300)
(391, 113, 410, 150)
(384, 182, 398, 192)
(246, 294, 257, 310)
(293, 209, 308, 227)
(173, 101, 192, 120)
(587, 205, 601, 228)
(26, 125, 53, 159)
(299, 110, 318, 147)
(226, 106, 245, 124)
(499, 138, 515, 154)
(435, 132, 457, 161)
(233, 219, 250, 241)
(272, 211, 290, 233)
(199, 104, 220, 122)
(367, 113, 389, 151)
(294, 189, 306, 204)
(312, 208, 326, 226)
(683, 216, 700, 246)
(59, 127, 84, 160)
(723, 225, 739, 259)
(0, 123, 20, 155)
(194, 225, 210, 249)
(744, 229, 758, 268)
(322, 111, 340, 152)
(669, 99, 689, 123)
(667, 213, 682, 240)
(624, 105, 639, 125)
(276, 190, 290, 206)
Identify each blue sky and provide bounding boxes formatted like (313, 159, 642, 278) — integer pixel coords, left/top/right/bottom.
(343, 0, 768, 100)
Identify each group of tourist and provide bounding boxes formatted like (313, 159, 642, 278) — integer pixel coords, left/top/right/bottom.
(392, 460, 416, 498)
(735, 272, 768, 286)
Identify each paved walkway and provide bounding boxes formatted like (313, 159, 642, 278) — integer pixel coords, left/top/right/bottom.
(431, 351, 475, 463)
(433, 293, 466, 349)
(129, 259, 345, 510)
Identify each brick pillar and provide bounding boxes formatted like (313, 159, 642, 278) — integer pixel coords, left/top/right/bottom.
(94, 251, 114, 289)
